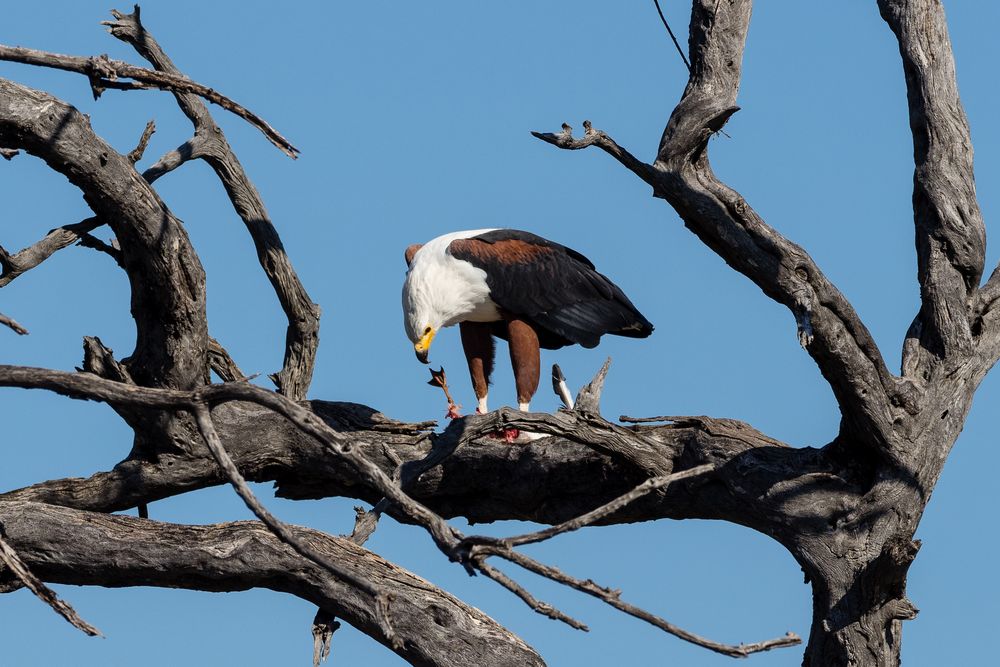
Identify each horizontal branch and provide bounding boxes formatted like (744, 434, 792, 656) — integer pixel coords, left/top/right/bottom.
(0, 501, 543, 667)
(0, 367, 846, 544)
(0, 365, 460, 556)
(0, 44, 298, 157)
(0, 363, 819, 657)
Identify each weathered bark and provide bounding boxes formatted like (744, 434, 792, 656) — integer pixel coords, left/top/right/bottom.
(528, 1, 996, 665)
(0, 79, 208, 391)
(105, 7, 321, 401)
(0, 501, 544, 667)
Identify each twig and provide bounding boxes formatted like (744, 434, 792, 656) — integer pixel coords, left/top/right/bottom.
(127, 119, 156, 164)
(0, 312, 28, 335)
(311, 608, 339, 667)
(474, 558, 588, 631)
(0, 218, 104, 288)
(479, 546, 800, 658)
(0, 44, 298, 158)
(0, 534, 101, 636)
(652, 0, 693, 72)
(491, 464, 714, 548)
(531, 121, 659, 189)
(0, 147, 18, 160)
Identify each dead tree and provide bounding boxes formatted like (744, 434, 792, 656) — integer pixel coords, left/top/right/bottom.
(0, 3, 996, 666)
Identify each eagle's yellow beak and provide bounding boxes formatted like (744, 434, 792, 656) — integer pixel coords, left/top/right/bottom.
(414, 327, 436, 364)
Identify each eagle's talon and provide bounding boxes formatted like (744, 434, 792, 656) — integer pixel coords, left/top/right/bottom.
(446, 404, 462, 419)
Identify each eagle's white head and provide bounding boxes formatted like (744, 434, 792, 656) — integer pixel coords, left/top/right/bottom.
(401, 229, 499, 363)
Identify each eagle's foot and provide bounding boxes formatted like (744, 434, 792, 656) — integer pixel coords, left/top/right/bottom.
(446, 403, 462, 419)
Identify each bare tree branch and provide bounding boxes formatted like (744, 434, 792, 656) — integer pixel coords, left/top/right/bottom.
(477, 545, 800, 658)
(484, 463, 715, 549)
(878, 0, 985, 375)
(0, 78, 208, 391)
(0, 363, 807, 658)
(0, 44, 298, 157)
(0, 534, 101, 636)
(105, 6, 321, 400)
(0, 501, 544, 667)
(127, 119, 156, 163)
(0, 312, 28, 335)
(0, 218, 103, 288)
(533, 0, 917, 449)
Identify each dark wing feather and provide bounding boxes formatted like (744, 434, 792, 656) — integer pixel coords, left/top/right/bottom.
(448, 230, 653, 350)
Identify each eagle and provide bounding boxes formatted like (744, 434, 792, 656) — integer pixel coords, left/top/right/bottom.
(402, 229, 653, 413)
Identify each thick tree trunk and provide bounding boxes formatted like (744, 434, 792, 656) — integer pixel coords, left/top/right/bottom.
(801, 533, 920, 666)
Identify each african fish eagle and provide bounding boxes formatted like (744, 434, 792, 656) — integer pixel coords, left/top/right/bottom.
(402, 229, 653, 412)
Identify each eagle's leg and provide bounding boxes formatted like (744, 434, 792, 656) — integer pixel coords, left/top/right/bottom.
(460, 321, 495, 414)
(506, 316, 540, 411)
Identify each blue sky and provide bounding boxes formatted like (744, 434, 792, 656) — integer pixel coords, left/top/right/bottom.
(1, 2, 998, 665)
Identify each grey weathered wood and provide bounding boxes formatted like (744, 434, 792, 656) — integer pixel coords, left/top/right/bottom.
(529, 1, 999, 665)
(0, 501, 544, 667)
(0, 78, 208, 392)
(106, 7, 321, 401)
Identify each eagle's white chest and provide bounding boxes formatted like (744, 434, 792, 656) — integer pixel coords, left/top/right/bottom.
(402, 230, 501, 333)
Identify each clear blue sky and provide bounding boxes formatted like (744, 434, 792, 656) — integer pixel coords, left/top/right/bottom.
(2, 2, 998, 665)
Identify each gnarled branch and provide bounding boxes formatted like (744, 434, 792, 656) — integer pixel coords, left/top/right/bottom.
(0, 501, 543, 667)
(105, 6, 321, 400)
(533, 0, 914, 450)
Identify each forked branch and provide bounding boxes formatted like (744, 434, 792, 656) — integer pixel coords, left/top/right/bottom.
(0, 44, 298, 157)
(533, 0, 912, 449)
(106, 5, 321, 400)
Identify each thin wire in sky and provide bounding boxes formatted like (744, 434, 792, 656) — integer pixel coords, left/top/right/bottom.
(653, 0, 692, 73)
